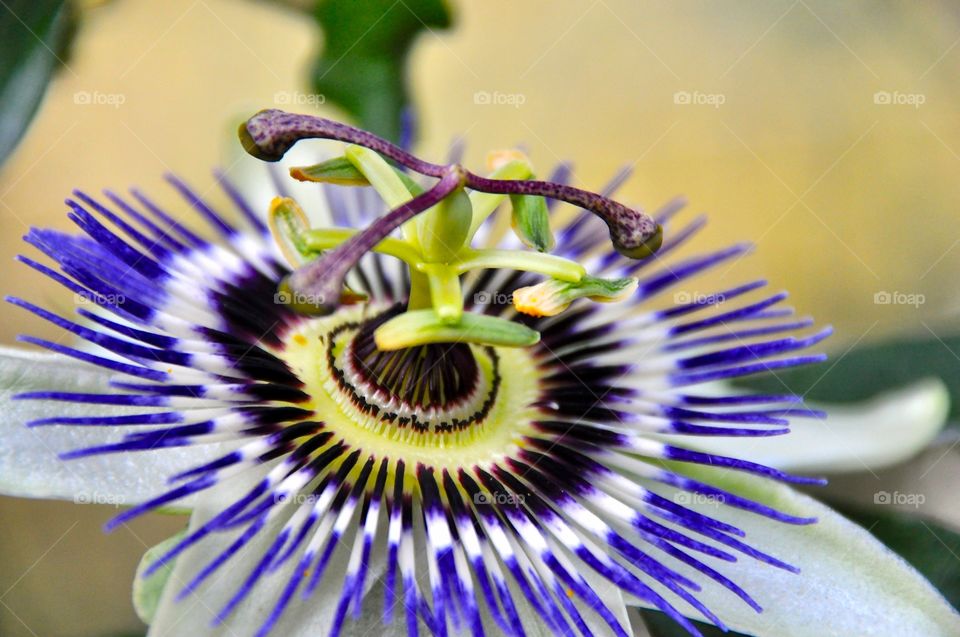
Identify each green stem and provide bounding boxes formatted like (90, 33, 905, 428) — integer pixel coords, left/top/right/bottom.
(456, 249, 585, 282)
(374, 309, 540, 350)
(302, 228, 421, 265)
(344, 145, 421, 249)
(407, 272, 432, 310)
(420, 264, 463, 324)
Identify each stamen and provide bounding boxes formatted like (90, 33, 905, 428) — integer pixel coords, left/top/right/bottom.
(513, 275, 639, 318)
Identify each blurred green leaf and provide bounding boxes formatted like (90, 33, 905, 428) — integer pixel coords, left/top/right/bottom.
(638, 609, 743, 636)
(132, 529, 185, 625)
(311, 0, 452, 142)
(739, 334, 960, 424)
(0, 0, 75, 168)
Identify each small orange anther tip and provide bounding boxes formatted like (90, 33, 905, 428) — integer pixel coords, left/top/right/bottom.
(515, 306, 546, 318)
(293, 334, 308, 346)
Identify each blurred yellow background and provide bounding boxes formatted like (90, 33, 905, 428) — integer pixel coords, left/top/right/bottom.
(1, 1, 958, 635)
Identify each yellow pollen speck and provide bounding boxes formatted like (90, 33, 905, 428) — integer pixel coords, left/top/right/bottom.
(566, 588, 574, 598)
(293, 333, 308, 346)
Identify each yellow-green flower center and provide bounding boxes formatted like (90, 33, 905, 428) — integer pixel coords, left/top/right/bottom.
(281, 304, 543, 470)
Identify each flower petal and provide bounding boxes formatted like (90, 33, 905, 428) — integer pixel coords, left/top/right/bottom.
(0, 346, 229, 504)
(687, 379, 950, 473)
(633, 464, 960, 636)
(146, 470, 631, 637)
(147, 467, 391, 637)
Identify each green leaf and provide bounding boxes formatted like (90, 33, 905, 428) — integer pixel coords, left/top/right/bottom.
(311, 0, 453, 142)
(0, 0, 76, 167)
(739, 333, 960, 425)
(132, 529, 186, 625)
(639, 608, 743, 636)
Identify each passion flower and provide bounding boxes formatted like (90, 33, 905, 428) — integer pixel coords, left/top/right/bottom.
(9, 110, 835, 637)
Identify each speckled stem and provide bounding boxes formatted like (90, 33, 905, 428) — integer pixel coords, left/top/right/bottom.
(241, 109, 663, 258)
(242, 109, 445, 177)
(464, 174, 661, 257)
